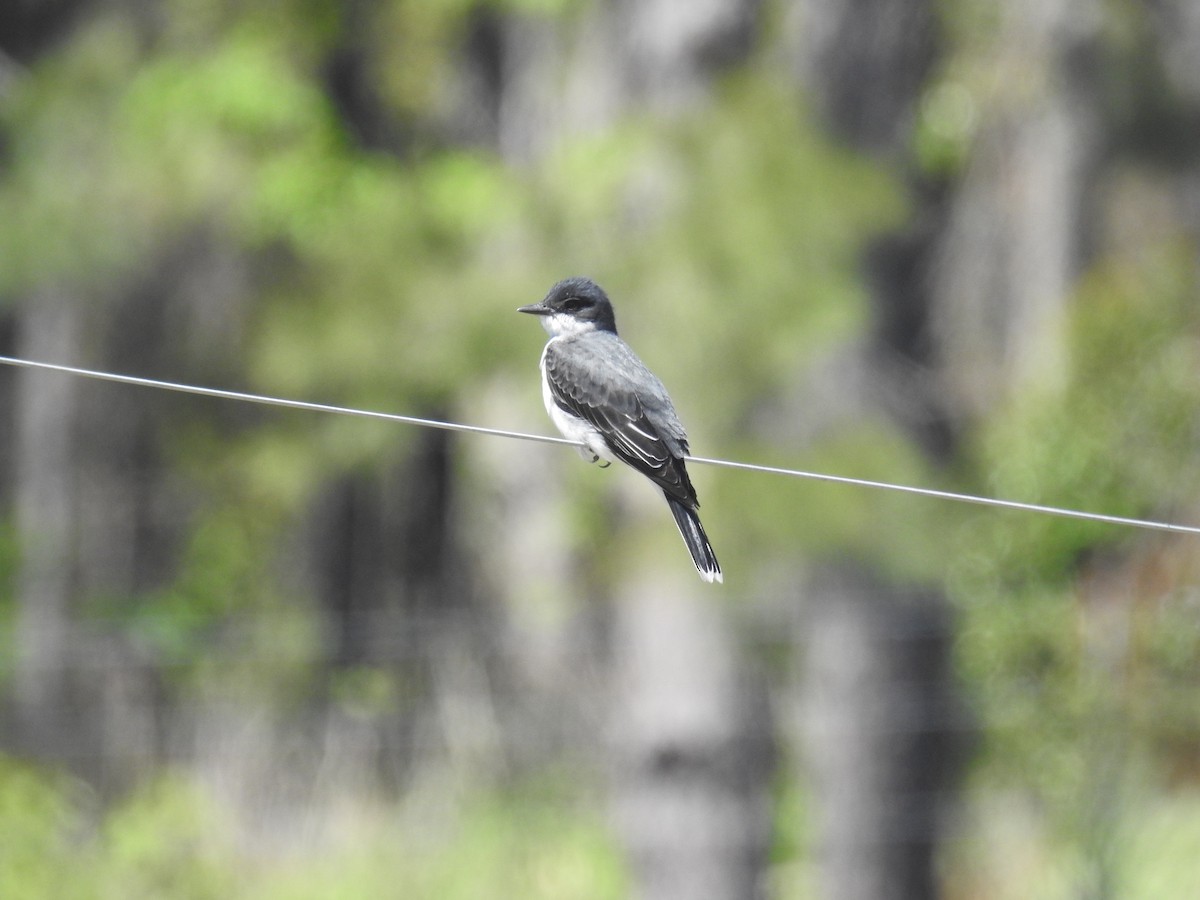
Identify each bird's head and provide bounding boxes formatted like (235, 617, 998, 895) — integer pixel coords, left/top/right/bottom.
(518, 277, 618, 337)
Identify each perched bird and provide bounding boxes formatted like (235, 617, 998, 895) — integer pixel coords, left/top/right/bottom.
(518, 277, 722, 583)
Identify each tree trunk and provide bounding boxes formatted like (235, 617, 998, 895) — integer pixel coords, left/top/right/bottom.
(459, 0, 762, 164)
(610, 573, 774, 900)
(785, 0, 938, 156)
(12, 293, 81, 754)
(800, 565, 965, 900)
(927, 1, 1101, 418)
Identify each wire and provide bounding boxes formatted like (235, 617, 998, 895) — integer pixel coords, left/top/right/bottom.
(3, 353, 1199, 537)
(683, 454, 1200, 535)
(0, 354, 579, 449)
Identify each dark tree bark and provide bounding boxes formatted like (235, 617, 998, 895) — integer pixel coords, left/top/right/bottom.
(610, 574, 774, 900)
(0, 0, 91, 63)
(785, 0, 960, 459)
(786, 0, 938, 156)
(288, 423, 509, 789)
(800, 566, 966, 900)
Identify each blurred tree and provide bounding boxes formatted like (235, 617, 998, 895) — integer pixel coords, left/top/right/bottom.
(800, 566, 964, 900)
(12, 297, 80, 759)
(611, 574, 774, 900)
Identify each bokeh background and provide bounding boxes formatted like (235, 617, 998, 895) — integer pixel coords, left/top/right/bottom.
(2, 1, 1200, 897)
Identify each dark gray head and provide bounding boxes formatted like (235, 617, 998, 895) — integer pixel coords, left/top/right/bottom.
(517, 277, 618, 337)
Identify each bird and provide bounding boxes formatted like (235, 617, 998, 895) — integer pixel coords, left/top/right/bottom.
(518, 277, 722, 583)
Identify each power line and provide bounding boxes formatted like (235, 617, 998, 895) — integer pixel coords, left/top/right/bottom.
(0, 354, 578, 449)
(2, 353, 1198, 537)
(683, 454, 1200, 535)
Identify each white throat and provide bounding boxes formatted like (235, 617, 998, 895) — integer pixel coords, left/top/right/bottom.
(540, 312, 598, 338)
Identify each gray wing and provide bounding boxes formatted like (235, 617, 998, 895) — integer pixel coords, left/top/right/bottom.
(544, 335, 698, 506)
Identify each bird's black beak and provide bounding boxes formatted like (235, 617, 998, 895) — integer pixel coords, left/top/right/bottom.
(517, 303, 550, 315)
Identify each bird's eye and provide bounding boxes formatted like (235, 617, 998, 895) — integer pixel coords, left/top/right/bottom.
(561, 296, 584, 311)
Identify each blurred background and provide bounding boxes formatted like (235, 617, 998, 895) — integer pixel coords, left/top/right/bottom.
(1, 0, 1199, 897)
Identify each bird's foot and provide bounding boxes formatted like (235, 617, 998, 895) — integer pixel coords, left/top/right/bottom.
(577, 446, 611, 467)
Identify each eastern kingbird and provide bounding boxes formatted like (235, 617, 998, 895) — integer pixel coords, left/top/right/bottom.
(518, 277, 722, 583)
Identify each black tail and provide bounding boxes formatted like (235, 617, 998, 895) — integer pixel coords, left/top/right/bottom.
(665, 495, 722, 583)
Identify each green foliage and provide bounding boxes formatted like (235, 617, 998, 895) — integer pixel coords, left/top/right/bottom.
(948, 242, 1200, 860)
(375, 786, 626, 900)
(96, 777, 236, 900)
(120, 503, 282, 667)
(912, 76, 979, 176)
(0, 762, 235, 898)
(0, 16, 336, 294)
(966, 242, 1200, 583)
(246, 145, 524, 406)
(738, 422, 960, 579)
(0, 18, 146, 292)
(0, 760, 81, 898)
(944, 789, 1200, 900)
(0, 760, 624, 900)
(1118, 792, 1200, 900)
(767, 767, 817, 900)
